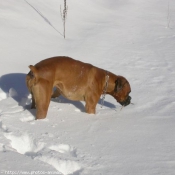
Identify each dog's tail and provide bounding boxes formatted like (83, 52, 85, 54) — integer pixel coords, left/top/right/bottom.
(28, 65, 39, 84)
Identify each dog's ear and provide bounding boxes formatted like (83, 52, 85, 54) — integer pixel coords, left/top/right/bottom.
(114, 77, 123, 93)
(29, 65, 37, 74)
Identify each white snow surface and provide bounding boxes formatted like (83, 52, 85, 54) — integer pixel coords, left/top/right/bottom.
(0, 0, 175, 175)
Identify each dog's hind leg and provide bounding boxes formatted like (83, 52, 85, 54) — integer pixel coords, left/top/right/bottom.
(31, 92, 36, 109)
(32, 78, 53, 119)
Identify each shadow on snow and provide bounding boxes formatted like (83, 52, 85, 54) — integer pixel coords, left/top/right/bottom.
(0, 73, 116, 118)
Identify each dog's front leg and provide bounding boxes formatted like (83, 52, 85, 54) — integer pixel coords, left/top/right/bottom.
(85, 93, 100, 114)
(32, 79, 53, 119)
(85, 103, 96, 114)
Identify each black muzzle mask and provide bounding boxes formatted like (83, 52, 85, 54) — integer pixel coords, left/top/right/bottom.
(119, 96, 131, 106)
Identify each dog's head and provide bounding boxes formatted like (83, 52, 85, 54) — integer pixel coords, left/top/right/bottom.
(113, 76, 131, 107)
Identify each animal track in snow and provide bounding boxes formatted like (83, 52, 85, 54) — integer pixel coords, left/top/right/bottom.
(0, 120, 8, 132)
(75, 109, 81, 112)
(38, 155, 81, 175)
(46, 144, 81, 174)
(0, 90, 7, 101)
(4, 132, 45, 154)
(9, 88, 18, 97)
(20, 115, 35, 123)
(0, 143, 6, 152)
(42, 132, 54, 138)
(2, 105, 24, 115)
(49, 144, 77, 157)
(4, 130, 82, 174)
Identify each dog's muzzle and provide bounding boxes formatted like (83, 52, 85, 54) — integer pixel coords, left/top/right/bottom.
(119, 96, 131, 107)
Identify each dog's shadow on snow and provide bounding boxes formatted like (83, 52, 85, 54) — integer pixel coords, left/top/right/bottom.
(0, 73, 115, 118)
(0, 73, 35, 115)
(52, 96, 116, 113)
(0, 73, 29, 104)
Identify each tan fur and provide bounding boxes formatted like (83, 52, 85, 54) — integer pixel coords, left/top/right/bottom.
(26, 56, 131, 119)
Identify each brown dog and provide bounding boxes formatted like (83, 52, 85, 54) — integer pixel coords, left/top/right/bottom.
(26, 56, 131, 119)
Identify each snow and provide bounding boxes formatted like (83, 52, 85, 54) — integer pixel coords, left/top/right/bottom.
(0, 0, 175, 174)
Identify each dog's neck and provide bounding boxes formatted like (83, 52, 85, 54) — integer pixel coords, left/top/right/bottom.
(102, 71, 109, 94)
(103, 71, 118, 95)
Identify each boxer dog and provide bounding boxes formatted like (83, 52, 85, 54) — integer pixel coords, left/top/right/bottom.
(26, 56, 131, 119)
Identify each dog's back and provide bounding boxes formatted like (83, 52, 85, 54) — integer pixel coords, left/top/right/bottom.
(29, 56, 93, 82)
